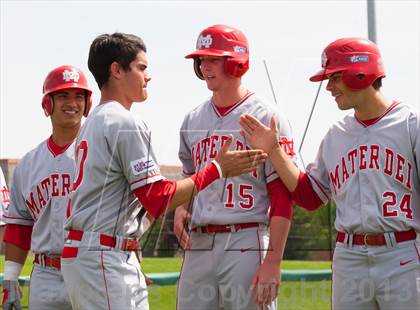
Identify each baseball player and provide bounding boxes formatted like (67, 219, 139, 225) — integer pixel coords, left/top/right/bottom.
(174, 25, 295, 309)
(240, 38, 420, 309)
(60, 32, 266, 310)
(0, 167, 10, 247)
(2, 65, 92, 310)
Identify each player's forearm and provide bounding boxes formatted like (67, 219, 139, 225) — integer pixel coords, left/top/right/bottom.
(269, 146, 301, 192)
(168, 161, 220, 211)
(263, 216, 291, 265)
(168, 178, 197, 211)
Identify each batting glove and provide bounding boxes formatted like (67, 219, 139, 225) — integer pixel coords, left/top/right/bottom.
(2, 280, 22, 310)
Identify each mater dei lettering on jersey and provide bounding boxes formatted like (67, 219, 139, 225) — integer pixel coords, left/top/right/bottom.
(329, 144, 412, 194)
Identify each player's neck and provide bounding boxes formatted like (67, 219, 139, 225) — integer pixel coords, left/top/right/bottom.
(100, 86, 133, 110)
(354, 91, 391, 121)
(212, 85, 248, 107)
(51, 126, 79, 147)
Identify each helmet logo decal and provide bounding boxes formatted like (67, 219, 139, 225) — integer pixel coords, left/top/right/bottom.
(62, 70, 80, 83)
(350, 55, 369, 63)
(233, 46, 247, 54)
(197, 34, 213, 49)
(321, 51, 328, 67)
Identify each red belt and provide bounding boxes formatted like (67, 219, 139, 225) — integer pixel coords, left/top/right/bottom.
(192, 223, 259, 234)
(34, 254, 61, 270)
(67, 229, 139, 251)
(336, 229, 417, 246)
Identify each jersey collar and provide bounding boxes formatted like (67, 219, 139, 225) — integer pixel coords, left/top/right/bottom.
(47, 136, 71, 157)
(355, 101, 399, 128)
(211, 91, 254, 118)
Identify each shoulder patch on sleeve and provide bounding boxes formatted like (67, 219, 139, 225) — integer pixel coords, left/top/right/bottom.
(130, 157, 157, 176)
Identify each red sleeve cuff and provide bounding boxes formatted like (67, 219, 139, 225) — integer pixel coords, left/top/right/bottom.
(190, 162, 220, 192)
(267, 178, 293, 220)
(292, 171, 323, 211)
(133, 180, 177, 220)
(4, 224, 32, 251)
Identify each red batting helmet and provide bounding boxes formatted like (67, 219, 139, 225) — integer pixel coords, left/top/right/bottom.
(310, 38, 385, 90)
(185, 24, 249, 80)
(42, 65, 92, 117)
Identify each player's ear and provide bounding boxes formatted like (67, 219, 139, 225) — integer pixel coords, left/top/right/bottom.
(110, 62, 123, 79)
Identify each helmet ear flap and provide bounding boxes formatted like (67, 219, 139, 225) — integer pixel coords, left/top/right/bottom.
(42, 95, 53, 116)
(225, 58, 249, 77)
(193, 58, 205, 80)
(342, 69, 376, 90)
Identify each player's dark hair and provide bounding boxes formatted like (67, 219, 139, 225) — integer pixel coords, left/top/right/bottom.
(372, 78, 382, 90)
(88, 32, 147, 89)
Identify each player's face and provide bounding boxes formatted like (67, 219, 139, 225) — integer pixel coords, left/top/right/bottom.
(326, 72, 366, 111)
(123, 50, 151, 103)
(199, 56, 231, 91)
(50, 89, 85, 128)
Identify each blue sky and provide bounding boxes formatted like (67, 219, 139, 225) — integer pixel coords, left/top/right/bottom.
(1, 0, 418, 165)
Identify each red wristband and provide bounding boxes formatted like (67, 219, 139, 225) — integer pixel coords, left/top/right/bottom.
(190, 162, 221, 192)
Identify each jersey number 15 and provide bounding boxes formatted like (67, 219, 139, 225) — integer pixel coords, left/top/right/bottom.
(224, 183, 254, 209)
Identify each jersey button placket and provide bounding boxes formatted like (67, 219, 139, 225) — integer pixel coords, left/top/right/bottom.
(215, 119, 223, 130)
(54, 157, 60, 172)
(359, 133, 370, 232)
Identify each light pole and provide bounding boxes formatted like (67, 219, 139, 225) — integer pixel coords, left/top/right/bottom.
(367, 0, 377, 43)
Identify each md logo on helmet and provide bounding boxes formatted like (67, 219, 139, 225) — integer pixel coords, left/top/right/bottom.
(197, 34, 213, 49)
(62, 69, 80, 83)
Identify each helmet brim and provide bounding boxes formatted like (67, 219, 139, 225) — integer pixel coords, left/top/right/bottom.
(185, 49, 234, 59)
(45, 83, 92, 96)
(309, 67, 348, 82)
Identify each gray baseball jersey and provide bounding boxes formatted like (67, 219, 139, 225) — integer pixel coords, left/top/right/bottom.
(4, 139, 75, 255)
(307, 102, 420, 233)
(65, 101, 164, 237)
(179, 92, 294, 227)
(0, 167, 10, 226)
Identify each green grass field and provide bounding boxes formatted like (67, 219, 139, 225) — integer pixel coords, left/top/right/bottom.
(1, 256, 331, 309)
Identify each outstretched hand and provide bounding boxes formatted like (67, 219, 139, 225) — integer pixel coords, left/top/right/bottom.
(215, 135, 267, 178)
(240, 114, 279, 155)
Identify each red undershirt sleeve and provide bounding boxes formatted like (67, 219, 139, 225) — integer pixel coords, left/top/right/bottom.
(267, 178, 293, 220)
(291, 171, 324, 211)
(4, 224, 33, 251)
(133, 179, 177, 220)
(133, 162, 221, 220)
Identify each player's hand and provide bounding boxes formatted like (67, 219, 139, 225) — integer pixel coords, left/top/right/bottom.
(174, 206, 192, 250)
(250, 261, 280, 306)
(2, 280, 23, 310)
(240, 114, 279, 156)
(142, 271, 155, 286)
(215, 135, 267, 178)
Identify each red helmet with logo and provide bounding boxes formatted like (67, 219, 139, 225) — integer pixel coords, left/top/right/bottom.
(310, 38, 385, 90)
(185, 24, 249, 80)
(42, 65, 92, 116)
